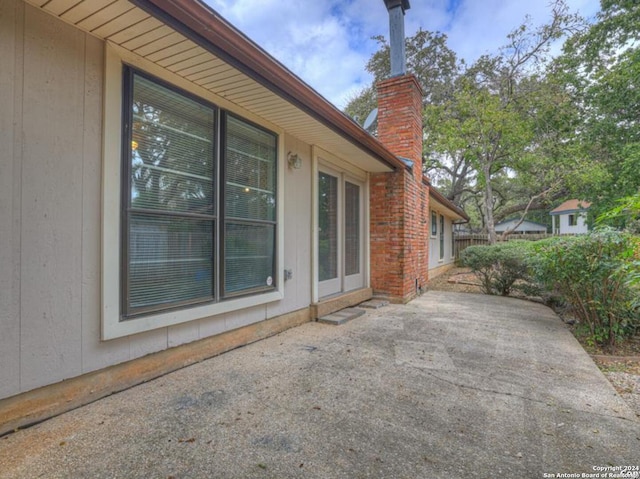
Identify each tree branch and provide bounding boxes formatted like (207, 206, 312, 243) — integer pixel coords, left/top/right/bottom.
(498, 184, 561, 240)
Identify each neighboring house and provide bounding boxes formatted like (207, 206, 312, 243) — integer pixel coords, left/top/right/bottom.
(494, 219, 548, 235)
(550, 200, 591, 235)
(428, 187, 468, 278)
(0, 0, 467, 433)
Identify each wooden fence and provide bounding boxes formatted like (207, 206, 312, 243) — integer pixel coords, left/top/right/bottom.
(454, 233, 553, 259)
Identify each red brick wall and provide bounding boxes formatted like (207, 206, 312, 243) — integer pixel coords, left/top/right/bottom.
(377, 75, 424, 176)
(370, 74, 429, 302)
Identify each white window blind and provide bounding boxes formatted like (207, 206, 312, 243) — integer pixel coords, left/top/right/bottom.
(223, 115, 277, 296)
(125, 72, 216, 316)
(345, 181, 360, 276)
(122, 70, 279, 318)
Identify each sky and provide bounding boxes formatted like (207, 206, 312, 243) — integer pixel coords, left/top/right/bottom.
(205, 0, 602, 110)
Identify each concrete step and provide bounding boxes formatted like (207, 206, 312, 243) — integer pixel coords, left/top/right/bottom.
(317, 308, 366, 326)
(359, 299, 389, 309)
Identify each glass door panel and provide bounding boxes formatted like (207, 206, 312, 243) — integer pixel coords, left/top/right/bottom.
(318, 171, 341, 297)
(344, 180, 363, 291)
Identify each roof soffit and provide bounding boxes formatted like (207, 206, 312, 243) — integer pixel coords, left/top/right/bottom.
(21, 0, 400, 173)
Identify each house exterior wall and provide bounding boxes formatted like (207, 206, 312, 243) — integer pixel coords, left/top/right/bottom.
(554, 212, 589, 235)
(0, 0, 313, 400)
(428, 210, 455, 273)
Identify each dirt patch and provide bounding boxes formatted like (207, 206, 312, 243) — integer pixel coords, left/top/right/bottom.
(426, 267, 482, 294)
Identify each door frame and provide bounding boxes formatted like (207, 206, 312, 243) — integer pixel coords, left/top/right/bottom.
(311, 147, 369, 303)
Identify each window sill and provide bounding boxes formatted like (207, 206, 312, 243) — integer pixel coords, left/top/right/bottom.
(102, 290, 283, 340)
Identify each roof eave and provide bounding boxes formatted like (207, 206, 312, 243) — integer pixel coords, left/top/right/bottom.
(423, 177, 469, 222)
(132, 0, 405, 172)
(550, 209, 587, 215)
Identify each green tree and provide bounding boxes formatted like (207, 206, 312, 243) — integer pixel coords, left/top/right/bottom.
(345, 29, 460, 126)
(348, 1, 584, 241)
(556, 0, 640, 221)
(425, 1, 583, 242)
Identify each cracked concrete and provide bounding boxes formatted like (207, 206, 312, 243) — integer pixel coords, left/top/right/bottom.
(1, 291, 638, 478)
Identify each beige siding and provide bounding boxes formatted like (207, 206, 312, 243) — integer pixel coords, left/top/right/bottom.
(224, 305, 267, 332)
(0, 0, 313, 400)
(19, 4, 86, 390)
(428, 211, 455, 272)
(0, 0, 21, 399)
(267, 134, 313, 319)
(80, 33, 133, 374)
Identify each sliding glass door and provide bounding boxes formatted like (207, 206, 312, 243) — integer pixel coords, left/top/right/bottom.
(318, 167, 364, 298)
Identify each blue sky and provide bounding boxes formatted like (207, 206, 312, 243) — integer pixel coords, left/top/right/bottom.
(205, 0, 601, 109)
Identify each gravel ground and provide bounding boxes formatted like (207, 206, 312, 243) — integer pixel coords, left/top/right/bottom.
(604, 372, 640, 417)
(427, 267, 640, 419)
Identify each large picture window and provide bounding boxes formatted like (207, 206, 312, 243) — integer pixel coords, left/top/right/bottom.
(122, 68, 277, 319)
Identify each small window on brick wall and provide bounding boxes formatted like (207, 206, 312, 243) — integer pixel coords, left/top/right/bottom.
(431, 211, 437, 236)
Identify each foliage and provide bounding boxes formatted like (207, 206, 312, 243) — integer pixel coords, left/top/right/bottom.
(532, 229, 640, 348)
(344, 29, 460, 125)
(348, 0, 640, 238)
(597, 192, 640, 234)
(459, 228, 639, 349)
(425, 1, 584, 242)
(460, 242, 535, 296)
(555, 0, 640, 220)
(348, 0, 585, 239)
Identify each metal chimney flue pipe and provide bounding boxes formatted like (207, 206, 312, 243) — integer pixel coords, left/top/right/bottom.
(383, 0, 410, 77)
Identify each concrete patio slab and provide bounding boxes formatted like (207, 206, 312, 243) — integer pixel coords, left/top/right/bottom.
(1, 291, 638, 479)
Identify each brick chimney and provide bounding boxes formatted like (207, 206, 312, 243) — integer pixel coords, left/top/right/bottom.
(369, 0, 429, 302)
(377, 74, 423, 177)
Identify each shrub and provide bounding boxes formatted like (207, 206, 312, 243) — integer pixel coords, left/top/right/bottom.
(532, 229, 640, 348)
(460, 241, 535, 296)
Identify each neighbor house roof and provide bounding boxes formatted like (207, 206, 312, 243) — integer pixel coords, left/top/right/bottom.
(23, 0, 405, 173)
(550, 199, 591, 215)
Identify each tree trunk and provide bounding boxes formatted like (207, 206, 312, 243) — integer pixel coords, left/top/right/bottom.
(482, 165, 498, 244)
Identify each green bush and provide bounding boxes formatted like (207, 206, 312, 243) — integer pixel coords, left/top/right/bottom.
(532, 229, 640, 348)
(460, 241, 535, 296)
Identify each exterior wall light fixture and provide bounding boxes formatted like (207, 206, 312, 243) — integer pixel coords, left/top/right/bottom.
(287, 151, 302, 170)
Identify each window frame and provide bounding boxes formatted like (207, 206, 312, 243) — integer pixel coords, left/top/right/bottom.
(439, 214, 445, 261)
(431, 210, 438, 237)
(121, 67, 219, 318)
(102, 44, 284, 340)
(220, 111, 279, 299)
(451, 223, 456, 260)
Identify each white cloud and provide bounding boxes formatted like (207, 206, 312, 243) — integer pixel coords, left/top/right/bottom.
(204, 0, 601, 109)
